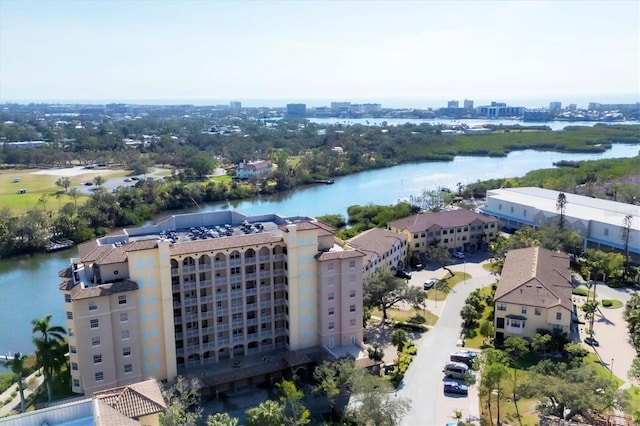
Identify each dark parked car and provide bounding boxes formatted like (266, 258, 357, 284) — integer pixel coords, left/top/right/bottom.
(395, 270, 412, 279)
(444, 381, 468, 396)
(452, 251, 465, 259)
(584, 337, 600, 347)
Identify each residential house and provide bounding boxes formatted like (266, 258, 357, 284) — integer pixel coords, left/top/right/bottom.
(493, 247, 573, 346)
(235, 160, 272, 179)
(347, 227, 408, 277)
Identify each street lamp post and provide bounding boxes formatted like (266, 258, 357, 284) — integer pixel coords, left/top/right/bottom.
(610, 358, 614, 383)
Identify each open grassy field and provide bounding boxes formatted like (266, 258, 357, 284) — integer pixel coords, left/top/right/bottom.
(0, 167, 126, 215)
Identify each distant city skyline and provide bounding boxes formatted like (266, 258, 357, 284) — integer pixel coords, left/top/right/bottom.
(1, 1, 638, 105)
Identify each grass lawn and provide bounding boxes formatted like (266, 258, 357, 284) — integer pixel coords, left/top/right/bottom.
(625, 385, 640, 410)
(601, 299, 623, 309)
(0, 168, 125, 215)
(425, 271, 472, 300)
(482, 261, 502, 274)
(371, 307, 439, 327)
(463, 286, 494, 349)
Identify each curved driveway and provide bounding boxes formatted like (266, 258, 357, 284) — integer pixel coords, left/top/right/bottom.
(399, 258, 495, 426)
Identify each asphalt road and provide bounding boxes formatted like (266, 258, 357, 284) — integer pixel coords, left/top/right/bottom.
(398, 263, 495, 426)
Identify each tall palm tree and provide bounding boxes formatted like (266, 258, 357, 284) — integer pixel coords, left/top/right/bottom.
(4, 352, 27, 413)
(32, 315, 67, 403)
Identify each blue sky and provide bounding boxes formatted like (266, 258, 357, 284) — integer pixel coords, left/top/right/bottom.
(1, 0, 638, 107)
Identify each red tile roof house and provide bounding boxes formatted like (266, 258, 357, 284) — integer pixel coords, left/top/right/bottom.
(235, 160, 272, 179)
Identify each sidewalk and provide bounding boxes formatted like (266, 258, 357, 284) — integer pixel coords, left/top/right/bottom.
(0, 369, 44, 418)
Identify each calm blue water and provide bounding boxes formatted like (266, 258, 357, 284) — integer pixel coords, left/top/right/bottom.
(308, 117, 639, 131)
(0, 143, 638, 362)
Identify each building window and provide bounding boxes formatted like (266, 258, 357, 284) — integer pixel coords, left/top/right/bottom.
(121, 330, 130, 340)
(328, 292, 335, 301)
(124, 364, 133, 374)
(93, 354, 102, 364)
(508, 319, 523, 328)
(349, 289, 356, 298)
(120, 312, 128, 323)
(523, 209, 527, 217)
(497, 303, 506, 311)
(91, 336, 100, 347)
(328, 263, 334, 272)
(604, 228, 609, 237)
(556, 312, 562, 320)
(66, 311, 73, 320)
(65, 294, 71, 303)
(444, 239, 449, 244)
(70, 345, 77, 354)
(328, 322, 335, 330)
(123, 347, 131, 357)
(535, 308, 541, 316)
(349, 260, 356, 269)
(328, 277, 335, 287)
(95, 372, 104, 382)
(68, 328, 74, 337)
(350, 318, 356, 327)
(90, 319, 99, 329)
(521, 306, 527, 314)
(349, 305, 356, 312)
(114, 270, 119, 275)
(118, 295, 126, 305)
(71, 362, 78, 371)
(328, 307, 334, 316)
(498, 203, 502, 211)
(73, 379, 80, 387)
(442, 230, 448, 235)
(89, 302, 97, 311)
(510, 206, 514, 213)
(415, 243, 419, 248)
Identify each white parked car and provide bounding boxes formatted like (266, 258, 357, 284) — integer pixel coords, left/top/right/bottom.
(452, 251, 465, 259)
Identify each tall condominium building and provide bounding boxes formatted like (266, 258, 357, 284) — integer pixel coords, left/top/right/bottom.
(447, 100, 459, 109)
(463, 99, 474, 110)
(286, 103, 306, 117)
(60, 211, 365, 396)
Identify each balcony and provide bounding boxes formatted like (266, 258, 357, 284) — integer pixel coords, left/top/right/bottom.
(275, 313, 287, 321)
(183, 281, 197, 291)
(171, 269, 179, 277)
(246, 318, 258, 326)
(201, 311, 214, 320)
(246, 288, 257, 296)
(230, 290, 243, 298)
(231, 305, 243, 314)
(260, 330, 273, 338)
(232, 320, 244, 329)
(218, 338, 230, 346)
(176, 348, 184, 356)
(215, 277, 227, 286)
(246, 303, 257, 311)
(175, 332, 183, 339)
(275, 327, 286, 335)
(216, 293, 228, 301)
(186, 329, 200, 338)
(259, 271, 271, 279)
(200, 295, 213, 304)
(260, 315, 272, 323)
(182, 265, 196, 273)
(199, 263, 211, 271)
(217, 323, 229, 331)
(186, 344, 200, 353)
(245, 272, 257, 280)
(214, 260, 226, 268)
(201, 327, 214, 335)
(185, 313, 198, 322)
(260, 286, 272, 294)
(184, 297, 198, 307)
(230, 275, 242, 284)
(259, 255, 271, 262)
(260, 300, 272, 309)
(229, 258, 242, 266)
(274, 283, 286, 292)
(215, 308, 228, 316)
(245, 256, 257, 264)
(174, 316, 183, 325)
(201, 342, 216, 350)
(232, 336, 244, 344)
(200, 279, 212, 288)
(274, 253, 287, 261)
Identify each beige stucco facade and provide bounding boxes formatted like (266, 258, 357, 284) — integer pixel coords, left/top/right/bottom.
(60, 212, 367, 395)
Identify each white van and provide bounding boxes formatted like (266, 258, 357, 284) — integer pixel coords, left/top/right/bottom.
(443, 362, 470, 380)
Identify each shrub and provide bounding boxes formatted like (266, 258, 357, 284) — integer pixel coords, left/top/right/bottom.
(405, 345, 417, 356)
(572, 287, 589, 296)
(10, 390, 17, 398)
(602, 299, 613, 307)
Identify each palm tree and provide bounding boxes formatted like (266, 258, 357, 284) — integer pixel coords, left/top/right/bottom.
(32, 315, 67, 403)
(4, 352, 27, 413)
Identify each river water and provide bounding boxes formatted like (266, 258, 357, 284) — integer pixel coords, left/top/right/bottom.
(307, 117, 639, 131)
(1, 143, 638, 361)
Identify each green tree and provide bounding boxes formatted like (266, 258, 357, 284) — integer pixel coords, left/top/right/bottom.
(391, 329, 408, 353)
(564, 342, 589, 363)
(3, 352, 27, 413)
(479, 319, 494, 345)
(532, 333, 553, 359)
(277, 379, 311, 426)
(582, 300, 599, 339)
(625, 294, 640, 352)
(32, 314, 67, 403)
(475, 348, 510, 426)
(367, 343, 384, 362)
(363, 268, 423, 320)
(246, 399, 284, 426)
(206, 412, 239, 426)
(55, 176, 71, 193)
(188, 154, 216, 179)
(93, 175, 105, 187)
(460, 304, 480, 328)
(424, 245, 455, 277)
(347, 371, 410, 426)
(161, 376, 202, 426)
(504, 336, 529, 426)
(556, 192, 567, 230)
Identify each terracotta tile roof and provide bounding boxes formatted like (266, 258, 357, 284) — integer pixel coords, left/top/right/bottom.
(282, 350, 312, 367)
(125, 239, 158, 252)
(77, 239, 99, 259)
(93, 379, 165, 420)
(72, 279, 139, 301)
(279, 221, 319, 232)
(347, 228, 406, 264)
(80, 244, 127, 265)
(170, 233, 283, 256)
(316, 249, 365, 261)
(94, 399, 139, 426)
(495, 247, 572, 312)
(388, 209, 497, 233)
(59, 279, 75, 291)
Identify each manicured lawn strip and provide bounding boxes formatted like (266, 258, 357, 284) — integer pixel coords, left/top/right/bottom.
(425, 271, 472, 300)
(601, 299, 623, 309)
(625, 385, 640, 410)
